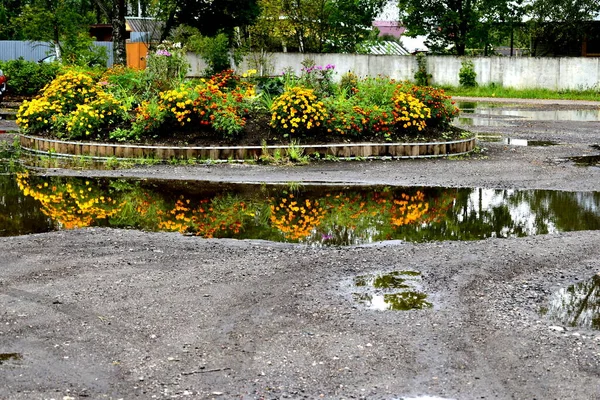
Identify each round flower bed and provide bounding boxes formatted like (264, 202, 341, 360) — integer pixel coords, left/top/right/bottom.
(16, 56, 473, 162)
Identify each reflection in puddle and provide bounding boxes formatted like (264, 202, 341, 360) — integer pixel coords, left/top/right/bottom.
(570, 155, 600, 167)
(456, 102, 600, 129)
(4, 167, 600, 245)
(0, 353, 23, 364)
(352, 271, 432, 311)
(504, 139, 559, 147)
(476, 135, 559, 147)
(456, 116, 514, 127)
(545, 274, 600, 330)
(458, 103, 600, 122)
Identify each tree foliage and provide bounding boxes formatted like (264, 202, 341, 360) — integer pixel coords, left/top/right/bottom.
(397, 0, 524, 55)
(247, 0, 386, 53)
(525, 0, 600, 56)
(16, 0, 96, 60)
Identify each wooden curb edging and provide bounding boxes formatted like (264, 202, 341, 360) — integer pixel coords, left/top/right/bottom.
(19, 134, 477, 161)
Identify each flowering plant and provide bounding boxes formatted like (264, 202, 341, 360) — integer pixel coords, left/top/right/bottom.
(299, 59, 336, 97)
(270, 86, 327, 137)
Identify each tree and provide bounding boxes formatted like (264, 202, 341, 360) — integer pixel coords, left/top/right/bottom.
(16, 0, 95, 60)
(0, 0, 27, 39)
(248, 0, 386, 53)
(158, 0, 262, 40)
(397, 0, 524, 55)
(525, 0, 600, 56)
(90, 0, 128, 65)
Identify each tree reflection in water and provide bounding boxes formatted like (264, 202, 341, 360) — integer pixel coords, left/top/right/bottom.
(546, 274, 600, 330)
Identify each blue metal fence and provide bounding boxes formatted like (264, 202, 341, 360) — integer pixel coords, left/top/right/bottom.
(0, 41, 114, 66)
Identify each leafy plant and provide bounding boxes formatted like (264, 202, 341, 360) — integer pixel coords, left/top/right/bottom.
(459, 59, 478, 88)
(414, 53, 432, 86)
(0, 58, 60, 95)
(146, 43, 190, 91)
(270, 86, 327, 137)
(299, 59, 336, 98)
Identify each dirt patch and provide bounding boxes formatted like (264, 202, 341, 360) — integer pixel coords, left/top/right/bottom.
(1, 98, 600, 399)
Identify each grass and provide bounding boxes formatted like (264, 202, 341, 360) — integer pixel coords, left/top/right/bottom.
(443, 84, 600, 101)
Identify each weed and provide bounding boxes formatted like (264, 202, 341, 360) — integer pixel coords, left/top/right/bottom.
(286, 140, 309, 164)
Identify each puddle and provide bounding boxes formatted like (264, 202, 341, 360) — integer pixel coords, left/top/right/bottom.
(569, 155, 600, 167)
(3, 166, 600, 244)
(544, 274, 600, 330)
(476, 135, 559, 147)
(456, 103, 600, 129)
(0, 112, 17, 121)
(456, 116, 515, 127)
(0, 353, 23, 364)
(503, 138, 559, 147)
(459, 103, 600, 122)
(351, 271, 432, 311)
(397, 397, 456, 400)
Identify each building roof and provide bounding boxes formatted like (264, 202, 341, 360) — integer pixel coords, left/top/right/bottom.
(125, 17, 163, 42)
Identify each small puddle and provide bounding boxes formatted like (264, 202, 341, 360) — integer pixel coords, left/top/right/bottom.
(0, 113, 17, 121)
(456, 116, 515, 127)
(569, 155, 600, 167)
(503, 138, 559, 147)
(0, 352, 23, 364)
(543, 274, 600, 330)
(476, 135, 559, 146)
(351, 271, 432, 311)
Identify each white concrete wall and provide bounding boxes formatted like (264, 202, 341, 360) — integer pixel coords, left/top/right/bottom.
(186, 52, 600, 90)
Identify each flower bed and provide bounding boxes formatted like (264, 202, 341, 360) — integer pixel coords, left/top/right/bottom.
(16, 54, 470, 161)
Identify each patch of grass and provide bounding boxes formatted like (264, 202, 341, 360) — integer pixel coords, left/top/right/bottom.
(443, 84, 600, 101)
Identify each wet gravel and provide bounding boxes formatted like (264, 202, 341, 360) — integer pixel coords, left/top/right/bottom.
(1, 98, 600, 399)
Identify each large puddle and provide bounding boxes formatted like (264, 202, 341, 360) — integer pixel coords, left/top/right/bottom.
(456, 102, 600, 127)
(3, 167, 600, 245)
(543, 274, 600, 330)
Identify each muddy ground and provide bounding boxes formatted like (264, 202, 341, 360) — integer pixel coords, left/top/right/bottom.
(1, 98, 600, 399)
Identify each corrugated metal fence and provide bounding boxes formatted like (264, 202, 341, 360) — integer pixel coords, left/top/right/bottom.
(0, 41, 114, 66)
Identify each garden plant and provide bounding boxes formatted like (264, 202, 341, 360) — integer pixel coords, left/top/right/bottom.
(16, 51, 461, 150)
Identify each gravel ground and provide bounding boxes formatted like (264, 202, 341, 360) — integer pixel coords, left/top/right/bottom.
(1, 99, 600, 400)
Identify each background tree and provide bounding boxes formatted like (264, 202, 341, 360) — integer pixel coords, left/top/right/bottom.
(158, 0, 261, 40)
(525, 0, 600, 56)
(0, 0, 28, 40)
(247, 0, 386, 53)
(397, 0, 524, 55)
(16, 0, 95, 60)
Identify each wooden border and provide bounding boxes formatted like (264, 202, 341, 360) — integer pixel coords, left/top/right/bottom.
(19, 134, 477, 161)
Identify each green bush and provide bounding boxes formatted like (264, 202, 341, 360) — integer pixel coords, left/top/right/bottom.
(187, 32, 236, 76)
(0, 58, 60, 96)
(459, 59, 477, 88)
(414, 53, 432, 86)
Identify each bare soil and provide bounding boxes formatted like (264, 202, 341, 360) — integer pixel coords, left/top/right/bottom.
(1, 98, 600, 400)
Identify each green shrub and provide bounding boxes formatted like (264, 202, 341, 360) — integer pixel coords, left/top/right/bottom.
(0, 58, 60, 96)
(340, 71, 359, 97)
(459, 59, 477, 88)
(414, 53, 432, 86)
(401, 84, 459, 128)
(270, 86, 327, 137)
(188, 32, 240, 76)
(299, 59, 336, 98)
(146, 43, 190, 91)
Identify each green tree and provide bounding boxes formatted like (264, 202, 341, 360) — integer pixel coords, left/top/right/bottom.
(397, 0, 523, 55)
(0, 0, 27, 39)
(16, 0, 94, 60)
(248, 0, 385, 53)
(158, 0, 261, 40)
(525, 0, 600, 56)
